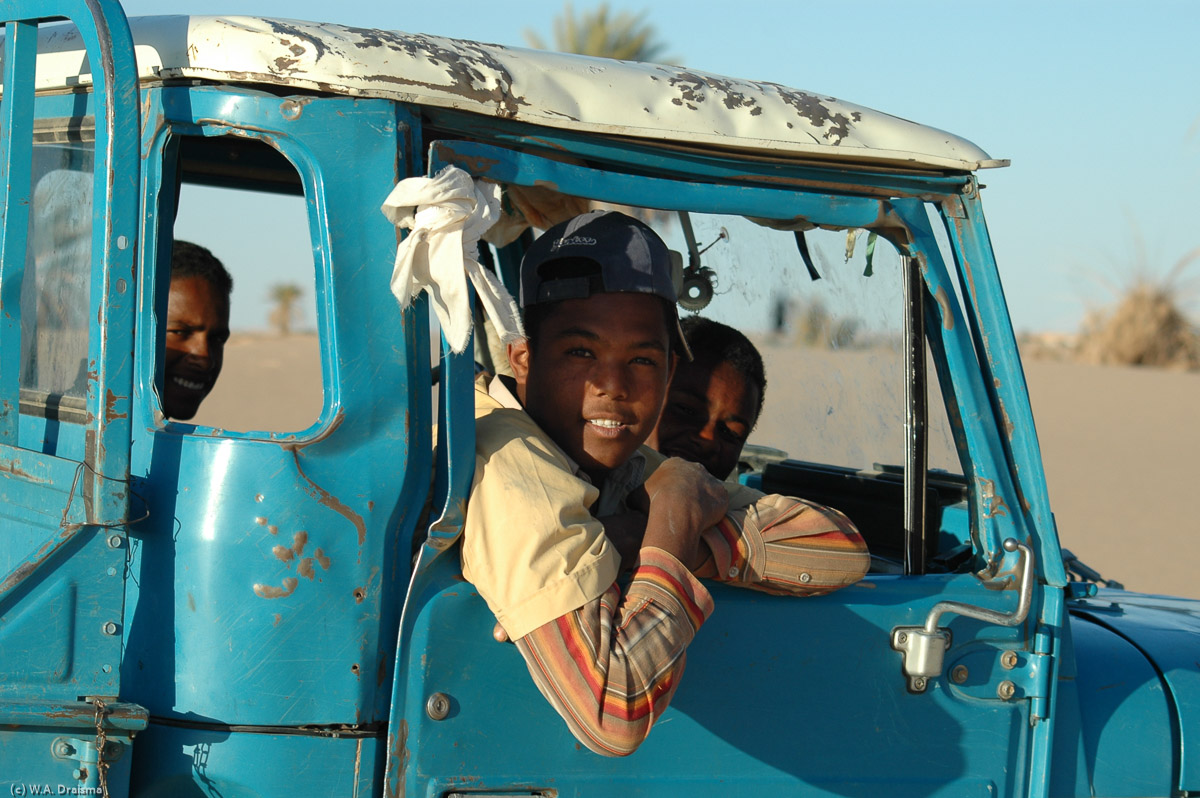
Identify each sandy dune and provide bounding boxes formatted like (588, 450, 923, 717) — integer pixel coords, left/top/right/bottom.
(1023, 360, 1199, 599)
(195, 334, 1199, 599)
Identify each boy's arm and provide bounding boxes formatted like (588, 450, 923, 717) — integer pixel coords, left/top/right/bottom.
(509, 458, 727, 757)
(697, 493, 869, 594)
(514, 547, 711, 757)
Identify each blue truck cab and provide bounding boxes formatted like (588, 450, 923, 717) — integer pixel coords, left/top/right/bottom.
(2, 2, 1198, 796)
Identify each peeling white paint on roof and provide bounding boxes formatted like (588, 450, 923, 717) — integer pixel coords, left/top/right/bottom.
(16, 15, 1008, 172)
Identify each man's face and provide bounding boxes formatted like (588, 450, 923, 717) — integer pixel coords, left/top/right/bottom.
(163, 276, 229, 420)
(648, 357, 760, 479)
(510, 293, 675, 483)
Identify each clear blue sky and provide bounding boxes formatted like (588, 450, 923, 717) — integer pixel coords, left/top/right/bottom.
(122, 0, 1200, 334)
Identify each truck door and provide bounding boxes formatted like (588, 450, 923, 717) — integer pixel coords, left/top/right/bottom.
(0, 0, 146, 791)
(389, 139, 1061, 797)
(114, 78, 428, 795)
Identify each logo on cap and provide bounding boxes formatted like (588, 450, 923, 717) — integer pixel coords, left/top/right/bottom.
(551, 235, 597, 251)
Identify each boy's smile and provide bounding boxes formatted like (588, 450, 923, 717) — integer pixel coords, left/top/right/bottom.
(510, 293, 675, 484)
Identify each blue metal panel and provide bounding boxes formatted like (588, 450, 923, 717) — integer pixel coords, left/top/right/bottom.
(0, 2, 144, 792)
(940, 191, 1065, 588)
(2, 0, 142, 513)
(892, 199, 1067, 798)
(0, 696, 148, 791)
(427, 327, 476, 550)
(0, 20, 37, 445)
(1, 723, 142, 798)
(1070, 591, 1200, 793)
(889, 199, 1030, 565)
(1053, 612, 1177, 797)
(429, 140, 890, 225)
(123, 85, 428, 738)
(383, 312, 475, 796)
(397, 552, 1041, 797)
(127, 722, 380, 796)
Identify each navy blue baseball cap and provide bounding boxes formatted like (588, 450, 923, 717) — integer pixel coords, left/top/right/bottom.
(521, 210, 692, 358)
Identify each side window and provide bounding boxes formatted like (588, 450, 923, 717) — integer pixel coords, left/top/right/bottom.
(159, 136, 322, 433)
(19, 129, 95, 412)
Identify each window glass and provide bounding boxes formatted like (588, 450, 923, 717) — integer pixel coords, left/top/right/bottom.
(19, 135, 94, 404)
(655, 211, 960, 474)
(165, 137, 322, 433)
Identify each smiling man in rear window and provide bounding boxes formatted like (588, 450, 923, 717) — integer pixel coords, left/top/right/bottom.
(163, 240, 232, 421)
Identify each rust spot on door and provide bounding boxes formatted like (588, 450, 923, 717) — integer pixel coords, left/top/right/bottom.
(290, 451, 367, 545)
(453, 154, 500, 176)
(105, 389, 128, 422)
(977, 478, 1010, 519)
(253, 577, 299, 599)
(0, 456, 39, 482)
(385, 719, 409, 798)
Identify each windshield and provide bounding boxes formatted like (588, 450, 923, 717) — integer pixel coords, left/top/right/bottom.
(659, 212, 959, 474)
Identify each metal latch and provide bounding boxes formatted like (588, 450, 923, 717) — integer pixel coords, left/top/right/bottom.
(891, 538, 1035, 693)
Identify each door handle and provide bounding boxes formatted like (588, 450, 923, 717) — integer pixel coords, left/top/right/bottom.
(891, 538, 1034, 692)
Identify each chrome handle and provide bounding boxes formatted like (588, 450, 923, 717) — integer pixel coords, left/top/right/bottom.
(891, 539, 1035, 693)
(925, 538, 1034, 632)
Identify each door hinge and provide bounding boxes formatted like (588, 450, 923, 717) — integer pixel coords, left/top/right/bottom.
(946, 646, 1051, 711)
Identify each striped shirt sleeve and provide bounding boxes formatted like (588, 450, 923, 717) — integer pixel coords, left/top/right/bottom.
(699, 493, 869, 595)
(514, 546, 713, 757)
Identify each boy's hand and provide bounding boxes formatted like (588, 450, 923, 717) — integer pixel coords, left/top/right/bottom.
(640, 457, 728, 570)
(599, 511, 649, 571)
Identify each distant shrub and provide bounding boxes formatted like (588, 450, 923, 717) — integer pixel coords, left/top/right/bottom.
(1075, 249, 1200, 370)
(791, 299, 860, 349)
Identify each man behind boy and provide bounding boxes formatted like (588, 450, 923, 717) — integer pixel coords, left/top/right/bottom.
(462, 210, 867, 756)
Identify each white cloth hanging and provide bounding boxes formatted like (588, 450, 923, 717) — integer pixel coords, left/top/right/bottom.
(381, 165, 524, 354)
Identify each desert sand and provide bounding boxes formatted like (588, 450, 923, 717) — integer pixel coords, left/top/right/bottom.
(1023, 359, 1199, 599)
(195, 333, 1199, 599)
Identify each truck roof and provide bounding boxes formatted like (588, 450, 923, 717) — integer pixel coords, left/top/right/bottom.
(23, 14, 1008, 173)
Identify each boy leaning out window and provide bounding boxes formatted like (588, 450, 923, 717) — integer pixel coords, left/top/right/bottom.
(461, 210, 869, 757)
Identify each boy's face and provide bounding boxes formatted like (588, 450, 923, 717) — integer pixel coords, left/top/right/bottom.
(648, 357, 759, 479)
(510, 293, 676, 483)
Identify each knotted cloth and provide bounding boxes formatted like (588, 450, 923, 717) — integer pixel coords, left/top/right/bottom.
(381, 166, 524, 353)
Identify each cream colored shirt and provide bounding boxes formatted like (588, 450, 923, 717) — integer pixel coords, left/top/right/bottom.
(463, 374, 762, 639)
